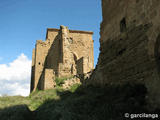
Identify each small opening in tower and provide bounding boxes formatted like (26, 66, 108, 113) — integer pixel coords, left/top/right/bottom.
(120, 17, 127, 32)
(38, 62, 41, 65)
(117, 48, 126, 56)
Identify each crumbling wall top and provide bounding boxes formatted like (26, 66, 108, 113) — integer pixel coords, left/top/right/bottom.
(36, 40, 47, 47)
(46, 28, 94, 35)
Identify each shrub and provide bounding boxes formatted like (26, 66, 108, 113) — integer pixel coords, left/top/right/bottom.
(55, 76, 74, 86)
(70, 83, 81, 92)
(55, 77, 67, 86)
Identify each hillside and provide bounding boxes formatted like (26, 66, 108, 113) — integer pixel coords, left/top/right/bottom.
(0, 82, 158, 120)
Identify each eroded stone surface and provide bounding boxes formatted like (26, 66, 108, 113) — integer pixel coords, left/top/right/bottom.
(87, 0, 160, 106)
(31, 26, 94, 92)
(62, 77, 81, 90)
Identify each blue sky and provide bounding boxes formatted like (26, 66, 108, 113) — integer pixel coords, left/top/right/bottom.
(0, 0, 102, 65)
(0, 0, 102, 96)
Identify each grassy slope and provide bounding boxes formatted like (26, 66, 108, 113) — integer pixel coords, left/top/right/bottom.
(0, 83, 158, 120)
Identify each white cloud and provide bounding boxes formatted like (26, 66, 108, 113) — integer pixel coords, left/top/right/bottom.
(0, 53, 31, 96)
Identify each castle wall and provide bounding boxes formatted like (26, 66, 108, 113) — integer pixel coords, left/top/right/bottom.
(77, 57, 84, 74)
(69, 32, 94, 72)
(88, 0, 160, 106)
(58, 26, 73, 77)
(46, 29, 59, 43)
(44, 69, 56, 90)
(34, 40, 49, 91)
(33, 30, 62, 91)
(31, 26, 94, 92)
(47, 26, 94, 78)
(45, 34, 61, 76)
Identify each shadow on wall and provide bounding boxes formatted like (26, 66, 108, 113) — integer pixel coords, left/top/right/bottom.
(31, 65, 35, 91)
(88, 23, 154, 86)
(37, 32, 61, 90)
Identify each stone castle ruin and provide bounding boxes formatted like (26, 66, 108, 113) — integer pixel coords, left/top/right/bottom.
(87, 0, 160, 106)
(29, 0, 160, 107)
(30, 25, 94, 92)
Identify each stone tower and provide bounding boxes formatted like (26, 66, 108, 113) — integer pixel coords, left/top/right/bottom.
(87, 0, 160, 106)
(30, 25, 94, 92)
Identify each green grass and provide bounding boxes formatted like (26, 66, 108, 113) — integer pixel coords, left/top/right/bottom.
(55, 76, 74, 86)
(0, 83, 156, 120)
(69, 83, 81, 92)
(0, 96, 29, 109)
(28, 88, 63, 110)
(0, 82, 77, 111)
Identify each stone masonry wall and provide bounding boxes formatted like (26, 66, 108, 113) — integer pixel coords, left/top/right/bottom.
(33, 40, 49, 91)
(31, 26, 94, 92)
(88, 0, 160, 106)
(44, 69, 56, 90)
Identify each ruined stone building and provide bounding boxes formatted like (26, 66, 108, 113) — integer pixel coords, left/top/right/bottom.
(87, 0, 160, 106)
(30, 26, 94, 92)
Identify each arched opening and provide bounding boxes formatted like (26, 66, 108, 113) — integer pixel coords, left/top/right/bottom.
(120, 17, 127, 32)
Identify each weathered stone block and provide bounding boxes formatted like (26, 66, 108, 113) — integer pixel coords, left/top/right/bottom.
(44, 69, 56, 90)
